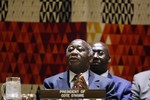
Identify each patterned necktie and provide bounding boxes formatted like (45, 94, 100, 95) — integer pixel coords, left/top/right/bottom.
(72, 74, 88, 89)
(72, 75, 79, 89)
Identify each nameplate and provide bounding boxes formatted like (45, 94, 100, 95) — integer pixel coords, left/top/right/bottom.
(40, 89, 106, 99)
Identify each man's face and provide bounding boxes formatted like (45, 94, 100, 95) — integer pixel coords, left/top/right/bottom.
(90, 43, 110, 72)
(66, 40, 90, 74)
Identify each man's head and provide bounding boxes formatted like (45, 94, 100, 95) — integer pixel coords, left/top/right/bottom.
(66, 39, 93, 74)
(90, 42, 111, 75)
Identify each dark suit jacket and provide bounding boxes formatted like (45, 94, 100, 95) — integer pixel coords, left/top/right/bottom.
(44, 70, 118, 99)
(131, 70, 150, 100)
(108, 73, 131, 100)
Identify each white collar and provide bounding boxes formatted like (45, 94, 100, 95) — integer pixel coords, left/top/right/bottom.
(101, 70, 109, 77)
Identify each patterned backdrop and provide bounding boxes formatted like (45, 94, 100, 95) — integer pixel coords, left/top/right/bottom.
(0, 0, 150, 85)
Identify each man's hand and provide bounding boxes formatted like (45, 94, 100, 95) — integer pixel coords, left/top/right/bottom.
(73, 73, 88, 89)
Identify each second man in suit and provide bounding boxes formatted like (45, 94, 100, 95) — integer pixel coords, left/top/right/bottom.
(90, 42, 131, 100)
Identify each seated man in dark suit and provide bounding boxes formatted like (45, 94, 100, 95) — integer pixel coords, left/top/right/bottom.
(131, 70, 150, 99)
(90, 42, 131, 100)
(44, 39, 118, 99)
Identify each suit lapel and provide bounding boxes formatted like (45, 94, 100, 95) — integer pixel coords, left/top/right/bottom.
(88, 71, 102, 89)
(107, 72, 113, 79)
(57, 71, 70, 89)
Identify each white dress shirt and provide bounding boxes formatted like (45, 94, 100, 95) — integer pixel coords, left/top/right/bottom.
(101, 70, 109, 77)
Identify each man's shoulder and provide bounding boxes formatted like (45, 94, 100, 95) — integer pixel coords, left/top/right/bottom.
(110, 74, 131, 85)
(44, 71, 66, 81)
(134, 70, 150, 78)
(92, 71, 114, 83)
(133, 70, 150, 83)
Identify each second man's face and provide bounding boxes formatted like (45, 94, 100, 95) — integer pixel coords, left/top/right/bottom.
(91, 43, 110, 69)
